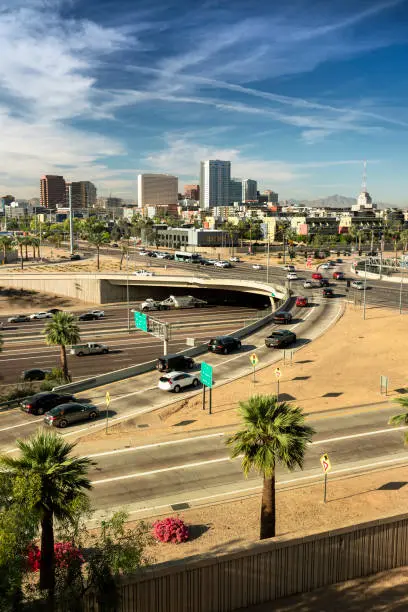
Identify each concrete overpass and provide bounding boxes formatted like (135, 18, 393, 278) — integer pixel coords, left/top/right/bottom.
(0, 272, 287, 306)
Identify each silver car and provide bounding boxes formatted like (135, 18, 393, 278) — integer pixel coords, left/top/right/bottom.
(44, 402, 100, 428)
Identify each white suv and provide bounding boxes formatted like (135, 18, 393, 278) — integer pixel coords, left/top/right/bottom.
(351, 280, 364, 290)
(158, 371, 200, 393)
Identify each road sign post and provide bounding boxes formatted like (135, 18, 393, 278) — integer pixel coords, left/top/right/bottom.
(250, 353, 259, 383)
(320, 453, 332, 503)
(380, 375, 388, 395)
(200, 362, 213, 414)
(105, 391, 111, 434)
(274, 367, 281, 400)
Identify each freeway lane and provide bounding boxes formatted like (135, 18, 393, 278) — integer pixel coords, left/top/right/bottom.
(86, 403, 408, 515)
(0, 305, 259, 384)
(0, 295, 340, 450)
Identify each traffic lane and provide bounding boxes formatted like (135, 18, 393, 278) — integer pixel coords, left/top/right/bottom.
(88, 428, 408, 511)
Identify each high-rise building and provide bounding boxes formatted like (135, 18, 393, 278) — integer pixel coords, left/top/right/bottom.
(184, 184, 200, 200)
(40, 175, 66, 208)
(263, 190, 279, 204)
(200, 160, 231, 209)
(137, 174, 178, 208)
(229, 178, 242, 203)
(242, 179, 257, 202)
(66, 181, 97, 209)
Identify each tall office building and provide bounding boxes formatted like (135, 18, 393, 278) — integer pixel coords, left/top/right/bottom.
(200, 160, 231, 209)
(66, 181, 97, 209)
(229, 178, 243, 203)
(263, 190, 279, 204)
(184, 184, 200, 200)
(242, 179, 257, 202)
(137, 174, 178, 208)
(40, 175, 66, 208)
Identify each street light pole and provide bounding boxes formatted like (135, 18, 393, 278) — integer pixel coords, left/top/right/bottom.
(68, 184, 74, 256)
(126, 252, 130, 331)
(399, 264, 405, 315)
(363, 258, 367, 320)
(266, 229, 270, 283)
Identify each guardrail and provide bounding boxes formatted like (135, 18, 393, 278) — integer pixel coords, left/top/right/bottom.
(0, 397, 24, 412)
(53, 296, 292, 395)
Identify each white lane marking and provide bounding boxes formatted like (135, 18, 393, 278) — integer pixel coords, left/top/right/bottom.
(86, 432, 225, 459)
(0, 417, 43, 432)
(311, 426, 408, 445)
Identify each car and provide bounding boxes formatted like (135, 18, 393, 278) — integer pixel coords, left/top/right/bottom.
(287, 272, 298, 280)
(29, 312, 52, 320)
(44, 402, 100, 428)
(134, 269, 155, 276)
(79, 312, 99, 321)
(111, 243, 119, 247)
(200, 259, 214, 266)
(336, 258, 343, 264)
(155, 252, 170, 259)
(318, 278, 330, 287)
(323, 287, 334, 297)
(158, 371, 200, 393)
(333, 271, 345, 280)
(147, 251, 157, 257)
(207, 259, 219, 265)
(138, 250, 151, 256)
(312, 273, 323, 280)
(70, 254, 81, 261)
(328, 260, 337, 267)
(342, 251, 351, 256)
(366, 251, 377, 256)
(272, 311, 293, 324)
(265, 330, 296, 348)
(252, 264, 262, 270)
(296, 296, 308, 307)
(320, 263, 330, 270)
(156, 354, 195, 372)
(20, 392, 76, 416)
(229, 256, 240, 262)
(46, 308, 62, 314)
(208, 336, 241, 354)
(214, 260, 232, 268)
(21, 368, 51, 381)
(283, 265, 296, 271)
(7, 314, 30, 323)
(351, 280, 364, 290)
(303, 280, 313, 289)
(88, 310, 104, 318)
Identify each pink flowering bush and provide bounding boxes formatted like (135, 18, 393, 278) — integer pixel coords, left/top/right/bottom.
(152, 517, 189, 544)
(26, 541, 84, 572)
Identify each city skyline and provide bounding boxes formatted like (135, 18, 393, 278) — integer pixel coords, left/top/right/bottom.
(1, 1, 408, 204)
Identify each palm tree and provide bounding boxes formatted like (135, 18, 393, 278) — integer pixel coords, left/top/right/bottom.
(227, 395, 315, 540)
(119, 240, 130, 270)
(43, 312, 80, 380)
(0, 431, 93, 597)
(13, 236, 25, 269)
(31, 236, 40, 259)
(389, 397, 408, 445)
(0, 235, 13, 264)
(400, 229, 408, 255)
(86, 230, 110, 270)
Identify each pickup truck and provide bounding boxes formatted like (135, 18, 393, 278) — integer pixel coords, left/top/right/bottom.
(139, 298, 170, 312)
(70, 343, 109, 356)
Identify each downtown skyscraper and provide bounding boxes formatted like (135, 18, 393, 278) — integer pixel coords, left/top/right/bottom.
(199, 160, 231, 209)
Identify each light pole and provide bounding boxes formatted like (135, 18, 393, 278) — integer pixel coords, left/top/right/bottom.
(266, 228, 270, 283)
(399, 263, 405, 315)
(363, 258, 367, 320)
(68, 184, 74, 256)
(126, 252, 130, 331)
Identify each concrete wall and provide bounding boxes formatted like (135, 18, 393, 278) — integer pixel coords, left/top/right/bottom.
(84, 513, 408, 612)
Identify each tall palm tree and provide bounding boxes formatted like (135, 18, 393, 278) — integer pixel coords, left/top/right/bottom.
(119, 239, 130, 270)
(43, 312, 80, 380)
(86, 230, 110, 270)
(389, 397, 408, 445)
(13, 236, 25, 269)
(227, 395, 314, 540)
(0, 431, 93, 597)
(0, 235, 13, 264)
(31, 236, 40, 259)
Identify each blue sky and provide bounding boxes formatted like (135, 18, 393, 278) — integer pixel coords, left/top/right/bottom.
(1, 0, 408, 204)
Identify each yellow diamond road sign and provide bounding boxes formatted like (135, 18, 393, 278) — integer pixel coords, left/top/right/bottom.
(250, 353, 258, 366)
(320, 453, 332, 473)
(274, 367, 281, 379)
(105, 391, 111, 407)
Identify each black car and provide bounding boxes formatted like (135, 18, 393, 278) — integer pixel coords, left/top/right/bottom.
(47, 308, 61, 314)
(7, 314, 30, 323)
(79, 312, 99, 321)
(20, 392, 76, 416)
(272, 311, 293, 324)
(265, 330, 296, 349)
(21, 368, 51, 381)
(318, 279, 330, 287)
(70, 254, 81, 261)
(323, 287, 334, 298)
(208, 336, 241, 354)
(156, 354, 195, 372)
(200, 259, 214, 266)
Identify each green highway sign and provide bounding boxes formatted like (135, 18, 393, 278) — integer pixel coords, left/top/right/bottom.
(270, 292, 275, 297)
(134, 311, 148, 332)
(201, 361, 213, 388)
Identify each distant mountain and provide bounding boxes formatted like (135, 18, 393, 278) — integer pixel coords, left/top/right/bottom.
(294, 194, 357, 208)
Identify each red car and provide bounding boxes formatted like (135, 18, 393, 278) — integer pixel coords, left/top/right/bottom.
(333, 271, 345, 280)
(296, 296, 308, 307)
(312, 272, 323, 280)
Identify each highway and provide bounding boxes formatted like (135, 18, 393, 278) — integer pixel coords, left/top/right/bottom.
(0, 304, 259, 384)
(87, 402, 408, 519)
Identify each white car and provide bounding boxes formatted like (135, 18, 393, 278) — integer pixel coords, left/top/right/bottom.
(214, 261, 231, 268)
(155, 252, 169, 259)
(252, 264, 262, 270)
(303, 280, 313, 288)
(158, 371, 200, 393)
(229, 256, 240, 262)
(134, 269, 155, 276)
(321, 263, 330, 270)
(207, 259, 218, 265)
(29, 312, 52, 320)
(283, 265, 296, 272)
(89, 310, 104, 318)
(287, 272, 298, 280)
(351, 280, 364, 290)
(138, 250, 150, 256)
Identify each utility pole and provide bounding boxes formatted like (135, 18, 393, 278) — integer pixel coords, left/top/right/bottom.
(68, 184, 74, 256)
(363, 258, 367, 320)
(399, 264, 405, 314)
(126, 252, 130, 331)
(266, 229, 270, 283)
(283, 232, 286, 265)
